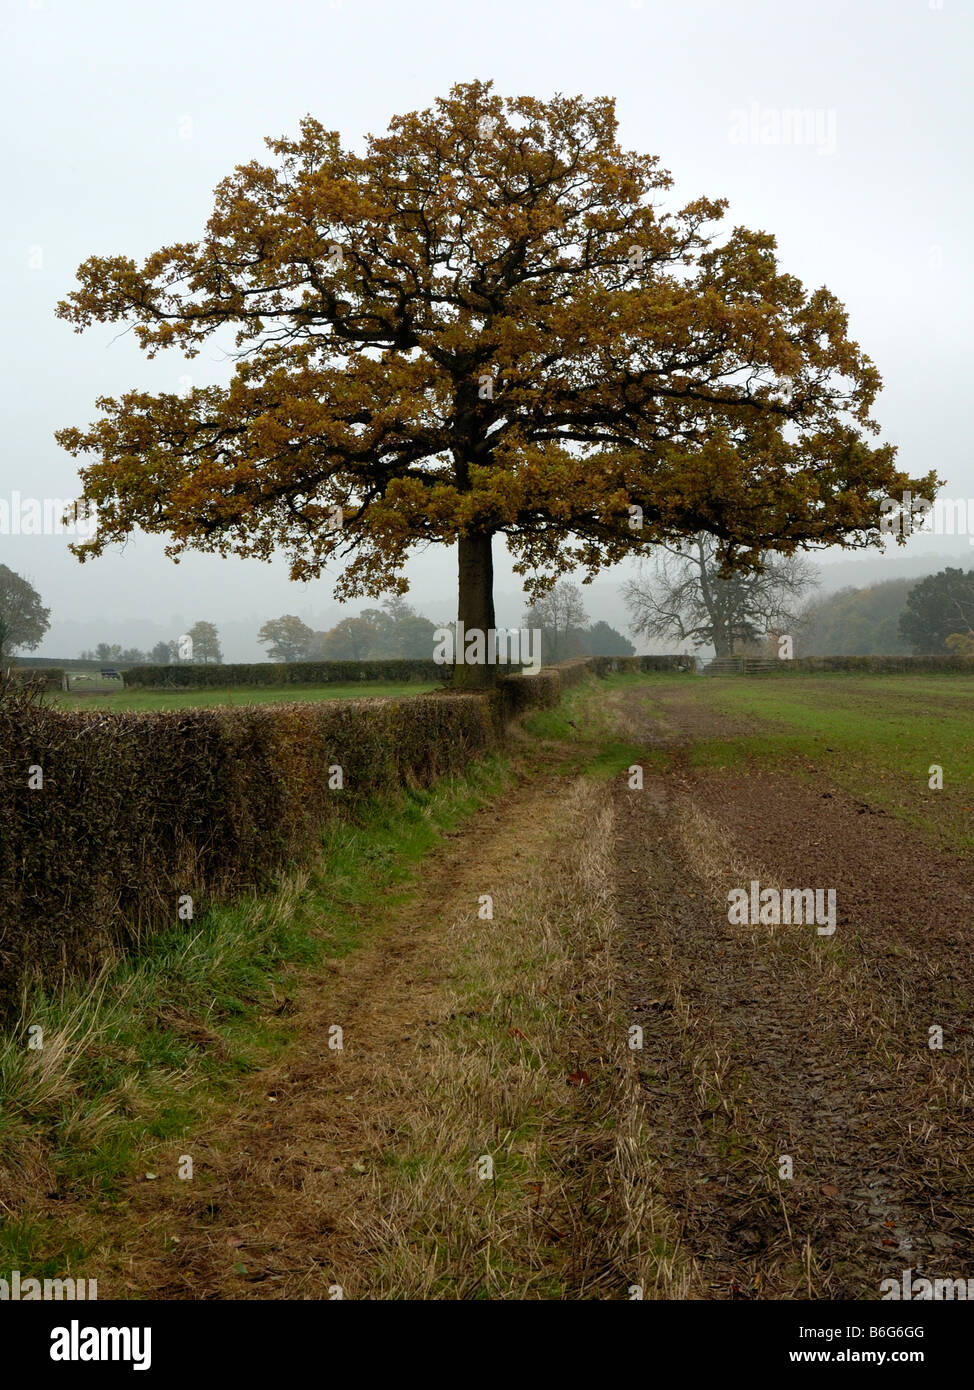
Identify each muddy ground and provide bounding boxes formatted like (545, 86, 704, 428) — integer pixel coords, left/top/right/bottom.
(613, 683, 973, 1298)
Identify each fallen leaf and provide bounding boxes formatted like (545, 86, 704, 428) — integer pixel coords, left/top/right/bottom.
(821, 1184, 839, 1197)
(567, 1070, 590, 1086)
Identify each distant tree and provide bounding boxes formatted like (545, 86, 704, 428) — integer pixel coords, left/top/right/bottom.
(119, 647, 146, 665)
(899, 568, 974, 654)
(0, 565, 51, 661)
(187, 620, 222, 664)
(624, 534, 817, 657)
(580, 619, 636, 657)
(796, 579, 914, 656)
(307, 599, 438, 662)
(258, 615, 315, 662)
(389, 612, 438, 658)
(148, 640, 172, 665)
(94, 642, 122, 662)
(370, 597, 437, 658)
(317, 616, 376, 661)
(524, 582, 589, 662)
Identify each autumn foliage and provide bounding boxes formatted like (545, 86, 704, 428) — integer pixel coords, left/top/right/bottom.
(56, 80, 935, 686)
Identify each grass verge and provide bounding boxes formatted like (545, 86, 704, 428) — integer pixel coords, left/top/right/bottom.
(0, 752, 510, 1276)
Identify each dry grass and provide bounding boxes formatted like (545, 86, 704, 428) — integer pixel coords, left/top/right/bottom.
(350, 777, 692, 1299)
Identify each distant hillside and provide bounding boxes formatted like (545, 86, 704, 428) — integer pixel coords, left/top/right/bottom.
(797, 579, 915, 656)
(809, 539, 974, 594)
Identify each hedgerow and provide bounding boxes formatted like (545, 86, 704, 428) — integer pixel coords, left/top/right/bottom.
(793, 654, 974, 673)
(0, 681, 490, 1017)
(122, 658, 450, 688)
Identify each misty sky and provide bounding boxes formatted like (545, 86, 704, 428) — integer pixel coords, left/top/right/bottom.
(2, 0, 972, 659)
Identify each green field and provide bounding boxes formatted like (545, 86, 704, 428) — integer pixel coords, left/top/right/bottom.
(599, 670, 974, 849)
(50, 681, 438, 712)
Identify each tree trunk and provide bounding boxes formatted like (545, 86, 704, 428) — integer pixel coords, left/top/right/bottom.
(454, 531, 496, 690)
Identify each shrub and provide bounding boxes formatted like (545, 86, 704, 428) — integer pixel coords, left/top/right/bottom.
(792, 654, 974, 674)
(123, 658, 450, 688)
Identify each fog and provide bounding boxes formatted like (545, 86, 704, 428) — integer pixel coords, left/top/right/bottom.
(2, 0, 970, 659)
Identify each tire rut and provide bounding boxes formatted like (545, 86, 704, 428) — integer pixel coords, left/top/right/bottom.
(611, 687, 974, 1300)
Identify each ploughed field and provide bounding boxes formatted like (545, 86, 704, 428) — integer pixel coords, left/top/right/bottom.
(605, 672, 974, 1297)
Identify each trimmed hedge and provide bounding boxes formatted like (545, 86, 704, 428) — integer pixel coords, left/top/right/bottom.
(123, 658, 451, 688)
(793, 654, 974, 674)
(0, 654, 700, 1013)
(11, 657, 126, 670)
(0, 659, 615, 1016)
(0, 686, 499, 1018)
(588, 654, 698, 675)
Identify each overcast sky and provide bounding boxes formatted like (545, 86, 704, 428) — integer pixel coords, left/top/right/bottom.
(2, 0, 971, 658)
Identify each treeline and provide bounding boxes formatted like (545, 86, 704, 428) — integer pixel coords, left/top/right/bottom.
(80, 620, 223, 666)
(76, 592, 637, 668)
(796, 570, 974, 656)
(796, 580, 915, 656)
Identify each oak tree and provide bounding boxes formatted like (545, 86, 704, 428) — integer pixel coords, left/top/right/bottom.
(0, 566, 51, 661)
(56, 81, 934, 687)
(257, 614, 315, 662)
(624, 533, 817, 657)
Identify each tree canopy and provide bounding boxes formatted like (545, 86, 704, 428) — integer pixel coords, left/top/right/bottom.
(186, 620, 223, 664)
(898, 568, 974, 654)
(579, 618, 635, 658)
(55, 80, 934, 685)
(309, 597, 437, 661)
(258, 614, 316, 662)
(0, 566, 51, 661)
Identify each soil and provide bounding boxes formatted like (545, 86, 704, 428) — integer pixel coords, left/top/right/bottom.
(611, 684, 974, 1298)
